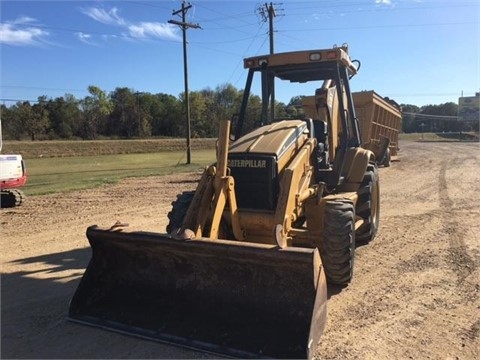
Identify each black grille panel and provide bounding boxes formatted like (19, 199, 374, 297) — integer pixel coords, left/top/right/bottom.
(228, 154, 278, 211)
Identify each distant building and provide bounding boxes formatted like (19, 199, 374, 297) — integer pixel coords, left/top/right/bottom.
(458, 93, 480, 121)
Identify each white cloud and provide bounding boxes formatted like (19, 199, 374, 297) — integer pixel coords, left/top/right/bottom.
(375, 0, 393, 5)
(80, 6, 180, 44)
(11, 16, 37, 25)
(75, 32, 97, 45)
(81, 7, 126, 26)
(0, 17, 49, 46)
(102, 34, 119, 40)
(128, 22, 179, 41)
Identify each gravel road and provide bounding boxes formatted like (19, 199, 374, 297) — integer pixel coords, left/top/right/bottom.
(2, 140, 479, 359)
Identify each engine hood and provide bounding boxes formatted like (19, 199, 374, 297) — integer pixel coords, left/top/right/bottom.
(229, 120, 308, 160)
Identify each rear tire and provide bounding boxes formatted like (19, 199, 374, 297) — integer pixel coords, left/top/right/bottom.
(319, 199, 356, 285)
(356, 163, 380, 244)
(0, 190, 24, 208)
(166, 191, 195, 234)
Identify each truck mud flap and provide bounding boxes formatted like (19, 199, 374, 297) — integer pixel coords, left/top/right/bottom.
(69, 225, 327, 359)
(376, 135, 391, 164)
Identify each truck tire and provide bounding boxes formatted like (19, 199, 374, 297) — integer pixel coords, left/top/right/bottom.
(356, 163, 380, 244)
(166, 191, 195, 234)
(319, 199, 356, 285)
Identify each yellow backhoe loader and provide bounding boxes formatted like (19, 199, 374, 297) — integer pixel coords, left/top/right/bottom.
(69, 45, 380, 359)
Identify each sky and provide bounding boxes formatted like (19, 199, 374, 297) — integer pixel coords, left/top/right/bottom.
(0, 0, 479, 108)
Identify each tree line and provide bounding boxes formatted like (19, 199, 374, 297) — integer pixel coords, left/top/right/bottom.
(402, 102, 478, 133)
(1, 84, 474, 141)
(0, 84, 292, 141)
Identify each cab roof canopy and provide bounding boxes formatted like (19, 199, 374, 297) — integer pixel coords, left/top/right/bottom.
(243, 47, 358, 83)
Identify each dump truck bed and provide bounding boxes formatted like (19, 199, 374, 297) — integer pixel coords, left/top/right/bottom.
(352, 91, 402, 157)
(301, 90, 401, 161)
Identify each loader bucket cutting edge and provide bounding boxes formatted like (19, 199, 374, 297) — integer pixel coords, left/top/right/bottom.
(68, 225, 327, 359)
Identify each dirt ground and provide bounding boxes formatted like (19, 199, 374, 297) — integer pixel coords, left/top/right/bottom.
(2, 140, 479, 359)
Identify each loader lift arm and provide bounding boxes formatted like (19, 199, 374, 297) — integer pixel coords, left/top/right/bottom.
(178, 120, 244, 240)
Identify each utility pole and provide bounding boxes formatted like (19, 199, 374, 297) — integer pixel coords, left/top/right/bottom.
(169, 1, 201, 164)
(267, 3, 276, 123)
(258, 3, 283, 122)
(266, 3, 275, 55)
(134, 91, 144, 128)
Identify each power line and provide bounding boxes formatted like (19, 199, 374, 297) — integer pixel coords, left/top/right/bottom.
(0, 98, 40, 104)
(227, 22, 267, 86)
(123, 1, 173, 11)
(284, 1, 478, 12)
(191, 4, 256, 36)
(278, 21, 477, 33)
(1, 85, 87, 93)
(189, 42, 240, 57)
(194, 3, 254, 25)
(191, 35, 259, 45)
(388, 92, 466, 97)
(403, 112, 461, 121)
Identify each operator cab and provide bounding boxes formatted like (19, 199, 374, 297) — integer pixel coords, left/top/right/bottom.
(232, 45, 361, 190)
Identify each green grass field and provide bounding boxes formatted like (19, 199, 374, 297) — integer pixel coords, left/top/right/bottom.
(3, 138, 217, 159)
(8, 132, 478, 196)
(24, 150, 216, 195)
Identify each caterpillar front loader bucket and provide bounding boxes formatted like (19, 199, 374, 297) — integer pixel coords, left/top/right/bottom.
(69, 226, 327, 359)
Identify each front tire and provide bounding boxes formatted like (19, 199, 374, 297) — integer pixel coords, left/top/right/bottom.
(166, 191, 195, 234)
(319, 199, 356, 285)
(356, 163, 380, 244)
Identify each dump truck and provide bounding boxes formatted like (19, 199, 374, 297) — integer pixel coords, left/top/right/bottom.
(69, 45, 380, 359)
(303, 91, 402, 167)
(353, 91, 402, 167)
